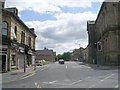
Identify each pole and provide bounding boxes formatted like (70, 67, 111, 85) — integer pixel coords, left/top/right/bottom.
(24, 46, 26, 73)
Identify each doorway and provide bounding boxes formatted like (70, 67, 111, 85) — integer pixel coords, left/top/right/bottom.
(2, 55, 6, 72)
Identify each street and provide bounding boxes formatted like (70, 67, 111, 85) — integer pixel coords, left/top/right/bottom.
(3, 61, 118, 88)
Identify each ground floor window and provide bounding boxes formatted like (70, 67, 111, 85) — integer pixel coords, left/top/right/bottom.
(11, 55, 16, 66)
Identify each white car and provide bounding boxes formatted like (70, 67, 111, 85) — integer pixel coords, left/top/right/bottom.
(59, 59, 64, 64)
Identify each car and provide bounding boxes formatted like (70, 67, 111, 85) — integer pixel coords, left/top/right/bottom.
(35, 61, 42, 66)
(59, 59, 64, 64)
(78, 62, 85, 65)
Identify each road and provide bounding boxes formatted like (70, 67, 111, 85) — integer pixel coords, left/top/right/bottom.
(3, 61, 118, 89)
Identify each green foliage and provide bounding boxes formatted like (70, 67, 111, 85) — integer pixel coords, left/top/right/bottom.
(57, 52, 72, 61)
(57, 54, 63, 60)
(42, 60, 49, 65)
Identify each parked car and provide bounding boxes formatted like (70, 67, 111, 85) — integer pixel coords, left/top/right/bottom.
(59, 59, 64, 64)
(35, 61, 42, 66)
(78, 62, 85, 65)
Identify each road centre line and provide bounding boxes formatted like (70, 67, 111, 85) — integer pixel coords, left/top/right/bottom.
(66, 65, 68, 69)
(100, 74, 114, 82)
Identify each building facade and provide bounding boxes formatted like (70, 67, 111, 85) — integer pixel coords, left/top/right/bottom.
(35, 48, 56, 62)
(1, 2, 37, 72)
(71, 47, 84, 62)
(87, 2, 120, 65)
(82, 47, 88, 62)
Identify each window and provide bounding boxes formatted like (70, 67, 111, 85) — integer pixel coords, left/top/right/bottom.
(2, 21, 8, 35)
(28, 36, 31, 47)
(97, 42, 102, 51)
(21, 31, 25, 44)
(14, 26, 17, 38)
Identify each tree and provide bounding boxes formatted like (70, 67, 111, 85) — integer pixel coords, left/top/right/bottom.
(56, 52, 72, 61)
(62, 52, 72, 61)
(57, 54, 63, 60)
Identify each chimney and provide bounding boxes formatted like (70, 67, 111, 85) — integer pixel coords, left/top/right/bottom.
(6, 7, 18, 15)
(0, 0, 5, 8)
(30, 28, 35, 33)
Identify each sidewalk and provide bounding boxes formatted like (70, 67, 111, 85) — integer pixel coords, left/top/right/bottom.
(85, 63, 119, 70)
(2, 65, 46, 84)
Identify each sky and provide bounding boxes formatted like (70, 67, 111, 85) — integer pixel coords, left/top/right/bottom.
(5, 0, 104, 54)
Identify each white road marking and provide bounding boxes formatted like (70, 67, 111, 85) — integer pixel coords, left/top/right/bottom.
(100, 74, 114, 82)
(49, 80, 57, 84)
(70, 79, 83, 85)
(34, 82, 41, 88)
(88, 84, 95, 88)
(66, 65, 68, 69)
(115, 85, 118, 88)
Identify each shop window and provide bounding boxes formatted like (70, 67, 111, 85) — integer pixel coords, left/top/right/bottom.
(2, 21, 8, 36)
(11, 55, 16, 66)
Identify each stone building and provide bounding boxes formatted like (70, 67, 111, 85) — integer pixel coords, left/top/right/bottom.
(35, 48, 56, 62)
(71, 47, 84, 62)
(1, 2, 37, 72)
(87, 2, 120, 65)
(82, 47, 88, 62)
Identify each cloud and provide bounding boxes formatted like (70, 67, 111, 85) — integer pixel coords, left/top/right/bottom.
(25, 11, 97, 54)
(5, 0, 103, 14)
(5, 0, 102, 54)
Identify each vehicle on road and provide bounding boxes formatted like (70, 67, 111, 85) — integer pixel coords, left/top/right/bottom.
(59, 59, 64, 64)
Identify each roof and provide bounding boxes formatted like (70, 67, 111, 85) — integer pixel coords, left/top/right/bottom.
(87, 21, 95, 24)
(2, 8, 37, 37)
(35, 49, 56, 56)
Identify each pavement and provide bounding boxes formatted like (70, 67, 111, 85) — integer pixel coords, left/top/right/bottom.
(2, 61, 119, 88)
(76, 61, 119, 70)
(85, 63, 119, 70)
(2, 65, 47, 84)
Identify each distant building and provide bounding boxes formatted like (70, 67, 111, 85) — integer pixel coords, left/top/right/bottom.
(71, 47, 84, 62)
(82, 47, 88, 62)
(87, 2, 120, 65)
(35, 48, 56, 62)
(1, 2, 37, 72)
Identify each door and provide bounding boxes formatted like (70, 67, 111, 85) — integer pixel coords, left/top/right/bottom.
(2, 55, 6, 72)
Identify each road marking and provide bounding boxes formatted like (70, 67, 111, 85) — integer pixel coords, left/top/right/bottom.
(49, 80, 57, 84)
(115, 85, 118, 88)
(34, 82, 41, 88)
(88, 84, 95, 88)
(82, 65, 91, 68)
(21, 72, 35, 80)
(66, 65, 68, 69)
(100, 74, 114, 82)
(3, 72, 35, 83)
(40, 67, 46, 71)
(70, 79, 82, 85)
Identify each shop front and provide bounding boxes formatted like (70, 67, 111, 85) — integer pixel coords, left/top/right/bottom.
(1, 47, 8, 72)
